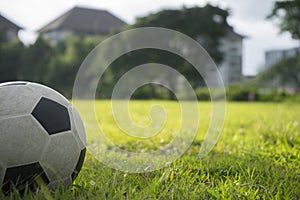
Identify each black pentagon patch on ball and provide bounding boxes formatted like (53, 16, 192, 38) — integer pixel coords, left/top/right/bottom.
(2, 162, 50, 194)
(71, 148, 86, 181)
(32, 97, 71, 135)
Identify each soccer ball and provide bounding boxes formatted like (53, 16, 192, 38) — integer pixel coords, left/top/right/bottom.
(0, 81, 86, 194)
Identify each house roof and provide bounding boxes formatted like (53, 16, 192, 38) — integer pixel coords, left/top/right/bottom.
(0, 14, 22, 30)
(38, 6, 126, 34)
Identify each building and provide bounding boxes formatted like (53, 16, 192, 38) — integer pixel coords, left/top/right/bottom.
(219, 28, 244, 86)
(0, 14, 22, 42)
(204, 27, 244, 86)
(38, 6, 126, 44)
(265, 46, 300, 71)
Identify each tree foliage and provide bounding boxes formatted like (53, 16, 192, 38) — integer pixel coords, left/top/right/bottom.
(132, 4, 231, 63)
(0, 32, 103, 98)
(0, 5, 233, 99)
(0, 40, 25, 82)
(257, 55, 300, 88)
(46, 36, 103, 97)
(269, 0, 300, 39)
(110, 5, 232, 99)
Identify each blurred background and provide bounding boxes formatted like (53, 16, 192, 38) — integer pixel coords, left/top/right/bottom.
(0, 0, 299, 101)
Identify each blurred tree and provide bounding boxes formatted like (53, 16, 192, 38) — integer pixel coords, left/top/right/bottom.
(46, 36, 104, 98)
(269, 0, 300, 39)
(257, 55, 300, 89)
(22, 37, 54, 82)
(132, 4, 231, 63)
(110, 4, 232, 99)
(0, 40, 25, 82)
(0, 5, 233, 100)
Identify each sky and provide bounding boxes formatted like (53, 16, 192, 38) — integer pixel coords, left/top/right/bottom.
(0, 0, 299, 75)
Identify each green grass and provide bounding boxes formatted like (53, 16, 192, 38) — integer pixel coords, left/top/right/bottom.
(2, 101, 300, 199)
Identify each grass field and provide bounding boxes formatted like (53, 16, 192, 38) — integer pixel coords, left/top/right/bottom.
(3, 101, 300, 199)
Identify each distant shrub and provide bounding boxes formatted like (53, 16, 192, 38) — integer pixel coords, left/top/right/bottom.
(131, 85, 170, 100)
(256, 91, 283, 102)
(283, 93, 300, 102)
(225, 85, 300, 102)
(226, 84, 257, 101)
(195, 88, 210, 101)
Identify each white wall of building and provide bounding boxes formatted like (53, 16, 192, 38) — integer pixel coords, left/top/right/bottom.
(265, 47, 300, 71)
(204, 33, 243, 87)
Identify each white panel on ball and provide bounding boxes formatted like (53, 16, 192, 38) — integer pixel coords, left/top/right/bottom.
(0, 83, 40, 119)
(69, 107, 86, 149)
(0, 115, 49, 167)
(27, 83, 71, 108)
(40, 133, 81, 182)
